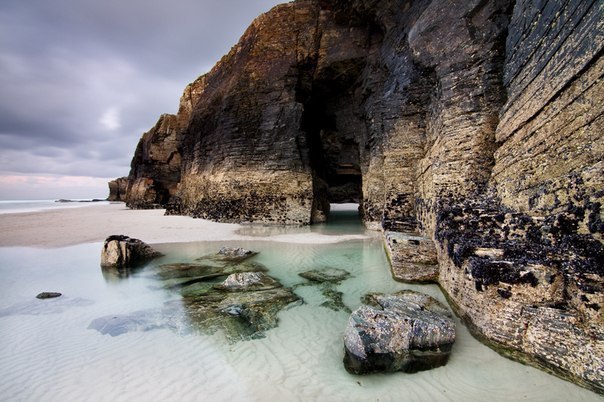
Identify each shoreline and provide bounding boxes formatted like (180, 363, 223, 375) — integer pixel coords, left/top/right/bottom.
(0, 203, 373, 248)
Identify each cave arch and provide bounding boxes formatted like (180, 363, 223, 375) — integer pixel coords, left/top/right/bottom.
(297, 58, 366, 222)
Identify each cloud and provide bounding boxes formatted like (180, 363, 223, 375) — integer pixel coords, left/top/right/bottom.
(0, 0, 283, 198)
(100, 107, 121, 131)
(0, 173, 112, 200)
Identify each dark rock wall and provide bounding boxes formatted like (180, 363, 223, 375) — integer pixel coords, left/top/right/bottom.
(493, 0, 603, 228)
(114, 0, 604, 392)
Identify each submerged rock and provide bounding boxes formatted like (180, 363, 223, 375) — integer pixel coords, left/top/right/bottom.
(88, 303, 186, 337)
(36, 292, 62, 299)
(299, 268, 351, 283)
(156, 256, 269, 293)
(296, 268, 353, 313)
(215, 247, 258, 261)
(215, 272, 281, 292)
(183, 281, 299, 341)
(95, 243, 299, 341)
(343, 290, 455, 375)
(319, 284, 350, 313)
(100, 235, 162, 268)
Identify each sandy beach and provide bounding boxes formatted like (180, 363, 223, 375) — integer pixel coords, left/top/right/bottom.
(0, 202, 372, 248)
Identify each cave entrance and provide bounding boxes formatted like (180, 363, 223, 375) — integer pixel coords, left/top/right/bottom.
(298, 59, 365, 222)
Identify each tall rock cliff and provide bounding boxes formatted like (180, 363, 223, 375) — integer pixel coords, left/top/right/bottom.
(115, 0, 604, 393)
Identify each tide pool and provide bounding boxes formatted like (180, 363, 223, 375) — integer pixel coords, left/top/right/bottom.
(0, 210, 599, 401)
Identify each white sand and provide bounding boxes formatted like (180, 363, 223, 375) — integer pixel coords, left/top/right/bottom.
(0, 202, 373, 248)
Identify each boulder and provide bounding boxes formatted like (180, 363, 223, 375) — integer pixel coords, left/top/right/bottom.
(215, 247, 258, 261)
(36, 292, 62, 299)
(298, 268, 351, 283)
(214, 272, 281, 292)
(343, 290, 455, 375)
(100, 235, 162, 268)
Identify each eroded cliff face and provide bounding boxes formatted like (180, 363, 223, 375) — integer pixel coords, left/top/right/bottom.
(116, 0, 604, 393)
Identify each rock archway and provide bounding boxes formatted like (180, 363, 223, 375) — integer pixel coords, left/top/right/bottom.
(298, 58, 367, 222)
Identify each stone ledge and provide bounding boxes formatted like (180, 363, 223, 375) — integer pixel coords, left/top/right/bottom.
(384, 231, 439, 283)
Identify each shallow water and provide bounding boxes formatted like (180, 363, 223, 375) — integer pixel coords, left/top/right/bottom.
(0, 199, 110, 214)
(0, 210, 600, 401)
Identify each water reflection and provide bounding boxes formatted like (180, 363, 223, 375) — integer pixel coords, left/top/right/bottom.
(236, 203, 367, 237)
(100, 265, 145, 282)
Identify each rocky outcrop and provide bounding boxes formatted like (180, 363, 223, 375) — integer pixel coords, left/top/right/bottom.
(100, 235, 162, 268)
(107, 177, 128, 201)
(435, 197, 604, 392)
(343, 290, 456, 374)
(112, 0, 603, 393)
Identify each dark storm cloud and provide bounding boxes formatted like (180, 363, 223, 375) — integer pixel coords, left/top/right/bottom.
(0, 0, 283, 179)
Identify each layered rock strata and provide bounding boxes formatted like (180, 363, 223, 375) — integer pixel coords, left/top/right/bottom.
(114, 0, 603, 393)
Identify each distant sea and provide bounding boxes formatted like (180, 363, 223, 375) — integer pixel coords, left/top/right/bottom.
(0, 199, 110, 214)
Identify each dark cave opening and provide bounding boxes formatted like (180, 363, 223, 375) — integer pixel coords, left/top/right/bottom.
(297, 58, 366, 222)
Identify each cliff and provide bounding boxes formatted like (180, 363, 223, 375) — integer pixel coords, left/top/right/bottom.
(114, 0, 604, 393)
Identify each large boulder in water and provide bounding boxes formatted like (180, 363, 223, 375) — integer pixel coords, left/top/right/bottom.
(343, 290, 455, 374)
(100, 235, 162, 268)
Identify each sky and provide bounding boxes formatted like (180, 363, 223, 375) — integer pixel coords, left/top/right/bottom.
(0, 0, 283, 200)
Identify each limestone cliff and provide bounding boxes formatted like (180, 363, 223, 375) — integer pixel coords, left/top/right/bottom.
(113, 0, 604, 393)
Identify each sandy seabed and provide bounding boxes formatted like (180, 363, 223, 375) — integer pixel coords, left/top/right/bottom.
(0, 203, 601, 401)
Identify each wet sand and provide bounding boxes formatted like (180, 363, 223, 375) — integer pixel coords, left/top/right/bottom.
(0, 202, 372, 248)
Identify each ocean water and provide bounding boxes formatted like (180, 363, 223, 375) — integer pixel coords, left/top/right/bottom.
(0, 210, 600, 401)
(0, 199, 110, 214)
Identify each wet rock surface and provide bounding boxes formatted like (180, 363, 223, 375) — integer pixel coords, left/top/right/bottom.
(214, 247, 258, 262)
(343, 290, 455, 375)
(36, 292, 62, 299)
(100, 235, 162, 268)
(435, 197, 604, 393)
(214, 272, 281, 292)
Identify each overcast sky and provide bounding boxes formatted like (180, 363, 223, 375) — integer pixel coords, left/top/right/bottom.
(0, 0, 283, 200)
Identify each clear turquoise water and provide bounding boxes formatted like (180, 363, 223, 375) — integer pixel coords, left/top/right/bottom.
(0, 209, 600, 401)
